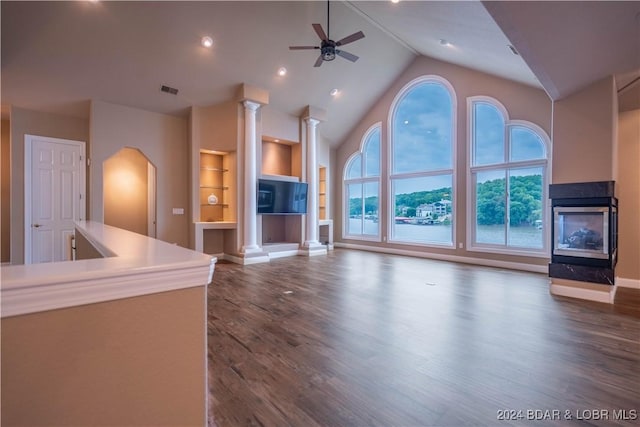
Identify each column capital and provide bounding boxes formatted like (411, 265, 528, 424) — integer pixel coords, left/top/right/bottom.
(243, 100, 261, 111)
(305, 117, 320, 127)
(301, 105, 327, 123)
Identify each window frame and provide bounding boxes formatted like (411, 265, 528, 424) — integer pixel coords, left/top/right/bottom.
(343, 123, 382, 242)
(466, 96, 552, 257)
(387, 75, 457, 248)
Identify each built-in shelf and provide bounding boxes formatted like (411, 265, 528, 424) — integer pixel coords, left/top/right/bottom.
(319, 166, 327, 220)
(200, 167, 228, 172)
(200, 150, 235, 223)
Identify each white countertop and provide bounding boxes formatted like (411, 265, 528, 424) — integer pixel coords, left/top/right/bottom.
(1, 221, 216, 318)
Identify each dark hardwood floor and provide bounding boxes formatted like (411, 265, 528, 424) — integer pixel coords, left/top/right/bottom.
(207, 249, 640, 427)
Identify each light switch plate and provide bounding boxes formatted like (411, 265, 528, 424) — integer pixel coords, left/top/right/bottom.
(172, 208, 184, 215)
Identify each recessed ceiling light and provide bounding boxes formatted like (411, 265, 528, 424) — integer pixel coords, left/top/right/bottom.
(277, 67, 287, 76)
(439, 39, 452, 47)
(404, 120, 409, 125)
(330, 88, 339, 96)
(391, 0, 400, 4)
(201, 36, 213, 48)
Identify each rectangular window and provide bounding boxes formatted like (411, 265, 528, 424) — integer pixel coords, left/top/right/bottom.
(363, 182, 379, 236)
(474, 170, 506, 245)
(508, 168, 543, 249)
(346, 181, 379, 238)
(391, 174, 453, 245)
(347, 183, 363, 235)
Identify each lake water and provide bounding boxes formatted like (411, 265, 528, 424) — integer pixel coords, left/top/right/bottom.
(349, 219, 543, 248)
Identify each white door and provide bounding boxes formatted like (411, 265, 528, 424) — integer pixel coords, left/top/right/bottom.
(25, 135, 86, 264)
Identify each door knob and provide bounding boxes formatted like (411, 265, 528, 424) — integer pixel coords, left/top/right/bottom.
(32, 224, 41, 228)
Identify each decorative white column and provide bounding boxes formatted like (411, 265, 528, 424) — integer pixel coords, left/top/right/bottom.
(241, 100, 261, 254)
(304, 118, 320, 246)
(303, 117, 325, 252)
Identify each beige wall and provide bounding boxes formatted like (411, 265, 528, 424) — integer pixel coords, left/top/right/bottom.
(1, 286, 206, 426)
(616, 109, 640, 282)
(9, 107, 90, 264)
(262, 140, 292, 176)
(334, 55, 552, 267)
(74, 225, 104, 260)
(552, 76, 617, 183)
(103, 147, 149, 236)
(1, 119, 10, 262)
(91, 100, 189, 247)
(194, 101, 239, 153)
(190, 103, 241, 252)
(262, 105, 300, 143)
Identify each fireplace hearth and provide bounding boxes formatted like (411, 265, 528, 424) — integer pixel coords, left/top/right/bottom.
(549, 181, 617, 285)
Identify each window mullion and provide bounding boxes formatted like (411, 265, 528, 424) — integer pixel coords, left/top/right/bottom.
(505, 170, 510, 246)
(361, 183, 365, 235)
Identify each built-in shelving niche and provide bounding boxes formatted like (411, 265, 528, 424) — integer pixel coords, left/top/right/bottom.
(319, 166, 327, 220)
(199, 149, 236, 223)
(260, 137, 303, 249)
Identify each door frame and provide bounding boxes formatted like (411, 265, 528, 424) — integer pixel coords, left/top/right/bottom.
(24, 134, 86, 264)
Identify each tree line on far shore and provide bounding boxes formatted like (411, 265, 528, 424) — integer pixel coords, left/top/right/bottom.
(349, 174, 542, 226)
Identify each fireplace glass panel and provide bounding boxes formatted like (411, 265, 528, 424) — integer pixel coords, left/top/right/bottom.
(553, 207, 609, 259)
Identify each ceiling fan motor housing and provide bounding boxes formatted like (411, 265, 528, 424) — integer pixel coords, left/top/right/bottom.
(321, 40, 336, 61)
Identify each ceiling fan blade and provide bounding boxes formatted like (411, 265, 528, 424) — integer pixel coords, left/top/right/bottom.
(312, 23, 328, 41)
(336, 31, 365, 46)
(289, 46, 319, 50)
(314, 55, 324, 67)
(336, 49, 359, 62)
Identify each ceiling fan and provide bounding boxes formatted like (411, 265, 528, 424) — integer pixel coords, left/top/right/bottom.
(289, 1, 365, 67)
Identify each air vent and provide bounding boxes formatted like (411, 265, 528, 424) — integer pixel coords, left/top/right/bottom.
(160, 85, 179, 95)
(508, 45, 519, 56)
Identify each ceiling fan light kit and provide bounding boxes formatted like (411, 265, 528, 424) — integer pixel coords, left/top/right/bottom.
(289, 1, 365, 67)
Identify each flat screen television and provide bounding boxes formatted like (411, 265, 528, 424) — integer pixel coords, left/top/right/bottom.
(257, 178, 308, 214)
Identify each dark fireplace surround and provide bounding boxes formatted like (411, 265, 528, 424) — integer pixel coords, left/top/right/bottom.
(549, 181, 618, 285)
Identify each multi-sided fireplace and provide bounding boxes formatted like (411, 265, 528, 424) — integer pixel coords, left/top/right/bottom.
(549, 181, 618, 285)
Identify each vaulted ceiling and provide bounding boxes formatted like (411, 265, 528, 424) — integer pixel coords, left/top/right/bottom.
(2, 1, 638, 145)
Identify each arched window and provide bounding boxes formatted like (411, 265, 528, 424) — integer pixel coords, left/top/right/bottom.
(344, 124, 381, 239)
(468, 97, 550, 254)
(389, 76, 455, 246)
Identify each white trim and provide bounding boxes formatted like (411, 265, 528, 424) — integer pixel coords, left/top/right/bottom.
(466, 244, 549, 259)
(1, 262, 213, 318)
(202, 284, 209, 426)
(465, 97, 552, 258)
(387, 75, 457, 247)
(343, 234, 382, 243)
(342, 123, 382, 241)
(616, 277, 640, 289)
(550, 282, 616, 304)
(387, 235, 455, 249)
(334, 242, 548, 274)
(24, 135, 86, 264)
(2, 221, 215, 318)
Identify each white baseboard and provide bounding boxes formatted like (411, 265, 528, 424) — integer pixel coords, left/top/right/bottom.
(616, 277, 640, 289)
(550, 282, 616, 304)
(334, 242, 548, 274)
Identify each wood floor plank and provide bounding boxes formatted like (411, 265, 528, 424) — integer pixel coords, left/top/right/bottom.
(208, 249, 640, 426)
